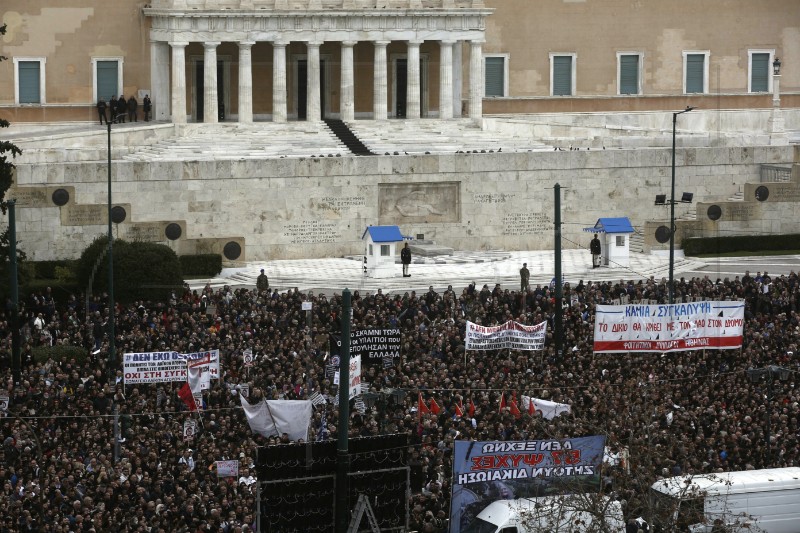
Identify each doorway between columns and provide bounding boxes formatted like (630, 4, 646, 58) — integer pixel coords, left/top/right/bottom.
(391, 54, 428, 118)
(192, 58, 229, 122)
(293, 56, 329, 120)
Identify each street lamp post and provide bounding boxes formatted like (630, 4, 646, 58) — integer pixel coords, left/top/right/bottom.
(669, 106, 696, 305)
(107, 122, 115, 376)
(746, 365, 790, 465)
(768, 57, 785, 144)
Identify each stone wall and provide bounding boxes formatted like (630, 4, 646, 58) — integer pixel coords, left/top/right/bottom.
(6, 144, 796, 262)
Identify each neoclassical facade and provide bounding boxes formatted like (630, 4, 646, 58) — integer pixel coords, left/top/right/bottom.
(2, 0, 797, 123)
(144, 0, 490, 123)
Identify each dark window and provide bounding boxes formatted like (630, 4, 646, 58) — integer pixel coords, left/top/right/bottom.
(485, 56, 505, 97)
(553, 55, 573, 96)
(619, 54, 639, 95)
(750, 53, 769, 92)
(18, 61, 41, 104)
(685, 54, 705, 93)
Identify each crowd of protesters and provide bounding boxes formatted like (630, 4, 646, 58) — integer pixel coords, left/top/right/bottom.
(1, 268, 799, 532)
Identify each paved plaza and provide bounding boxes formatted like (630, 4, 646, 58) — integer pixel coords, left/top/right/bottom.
(190, 250, 800, 295)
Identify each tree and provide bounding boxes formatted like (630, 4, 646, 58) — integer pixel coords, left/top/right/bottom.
(0, 23, 22, 208)
(0, 22, 25, 300)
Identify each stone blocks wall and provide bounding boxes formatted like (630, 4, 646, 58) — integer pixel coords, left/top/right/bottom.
(6, 144, 795, 261)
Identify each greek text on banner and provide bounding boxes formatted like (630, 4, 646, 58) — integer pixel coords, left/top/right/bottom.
(593, 301, 744, 353)
(465, 320, 547, 351)
(122, 350, 221, 384)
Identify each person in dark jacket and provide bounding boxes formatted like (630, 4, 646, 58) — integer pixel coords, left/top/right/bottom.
(96, 98, 108, 125)
(401, 242, 412, 277)
(127, 95, 138, 122)
(109, 95, 118, 123)
(116, 96, 127, 123)
(590, 233, 602, 268)
(143, 94, 152, 121)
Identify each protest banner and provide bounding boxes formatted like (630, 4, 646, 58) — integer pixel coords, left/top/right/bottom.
(122, 350, 221, 384)
(450, 436, 605, 533)
(521, 396, 571, 420)
(242, 349, 253, 367)
(330, 329, 401, 365)
(333, 354, 361, 400)
(593, 301, 745, 353)
(183, 419, 197, 441)
(215, 460, 239, 478)
(465, 321, 547, 351)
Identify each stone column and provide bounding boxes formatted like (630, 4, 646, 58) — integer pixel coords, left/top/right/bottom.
(272, 41, 287, 123)
(406, 40, 422, 119)
(340, 41, 356, 122)
(203, 42, 220, 123)
(150, 40, 170, 121)
(469, 40, 483, 121)
(306, 41, 322, 121)
(452, 41, 462, 118)
(238, 41, 255, 124)
(373, 40, 389, 120)
(439, 40, 454, 119)
(170, 41, 188, 124)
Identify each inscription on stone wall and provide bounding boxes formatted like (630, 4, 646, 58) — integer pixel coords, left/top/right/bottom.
(501, 212, 550, 235)
(8, 187, 49, 207)
(316, 195, 367, 214)
(123, 223, 167, 242)
(473, 193, 515, 204)
(773, 184, 800, 202)
(724, 204, 757, 221)
(283, 220, 341, 244)
(61, 205, 106, 226)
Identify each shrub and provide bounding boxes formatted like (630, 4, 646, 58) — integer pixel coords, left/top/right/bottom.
(76, 236, 184, 304)
(180, 254, 222, 277)
(683, 233, 800, 256)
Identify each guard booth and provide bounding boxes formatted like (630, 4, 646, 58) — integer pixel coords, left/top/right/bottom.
(362, 225, 406, 278)
(583, 217, 634, 268)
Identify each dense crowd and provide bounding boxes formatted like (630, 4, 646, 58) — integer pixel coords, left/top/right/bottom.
(1, 269, 799, 532)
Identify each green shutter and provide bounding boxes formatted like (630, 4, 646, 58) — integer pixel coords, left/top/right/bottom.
(18, 61, 41, 104)
(751, 53, 769, 92)
(553, 56, 572, 96)
(685, 54, 705, 94)
(619, 54, 639, 95)
(97, 60, 119, 101)
(485, 57, 505, 97)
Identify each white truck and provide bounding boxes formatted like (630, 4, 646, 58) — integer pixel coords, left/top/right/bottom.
(461, 494, 626, 533)
(649, 467, 800, 532)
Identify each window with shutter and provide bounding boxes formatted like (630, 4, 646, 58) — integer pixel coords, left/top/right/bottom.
(750, 53, 769, 93)
(619, 54, 639, 95)
(484, 56, 505, 97)
(685, 54, 705, 94)
(97, 60, 119, 101)
(552, 55, 573, 96)
(18, 61, 41, 104)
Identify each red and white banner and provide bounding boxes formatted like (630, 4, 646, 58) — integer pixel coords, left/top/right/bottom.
(466, 321, 547, 351)
(593, 301, 744, 353)
(123, 350, 220, 384)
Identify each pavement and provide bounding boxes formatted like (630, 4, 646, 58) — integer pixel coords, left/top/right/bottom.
(186, 250, 800, 296)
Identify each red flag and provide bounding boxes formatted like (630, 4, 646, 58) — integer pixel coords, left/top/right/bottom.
(418, 392, 430, 416)
(468, 400, 476, 418)
(510, 397, 521, 418)
(429, 398, 441, 415)
(177, 383, 197, 412)
(499, 392, 507, 414)
(528, 397, 536, 416)
(454, 403, 464, 418)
